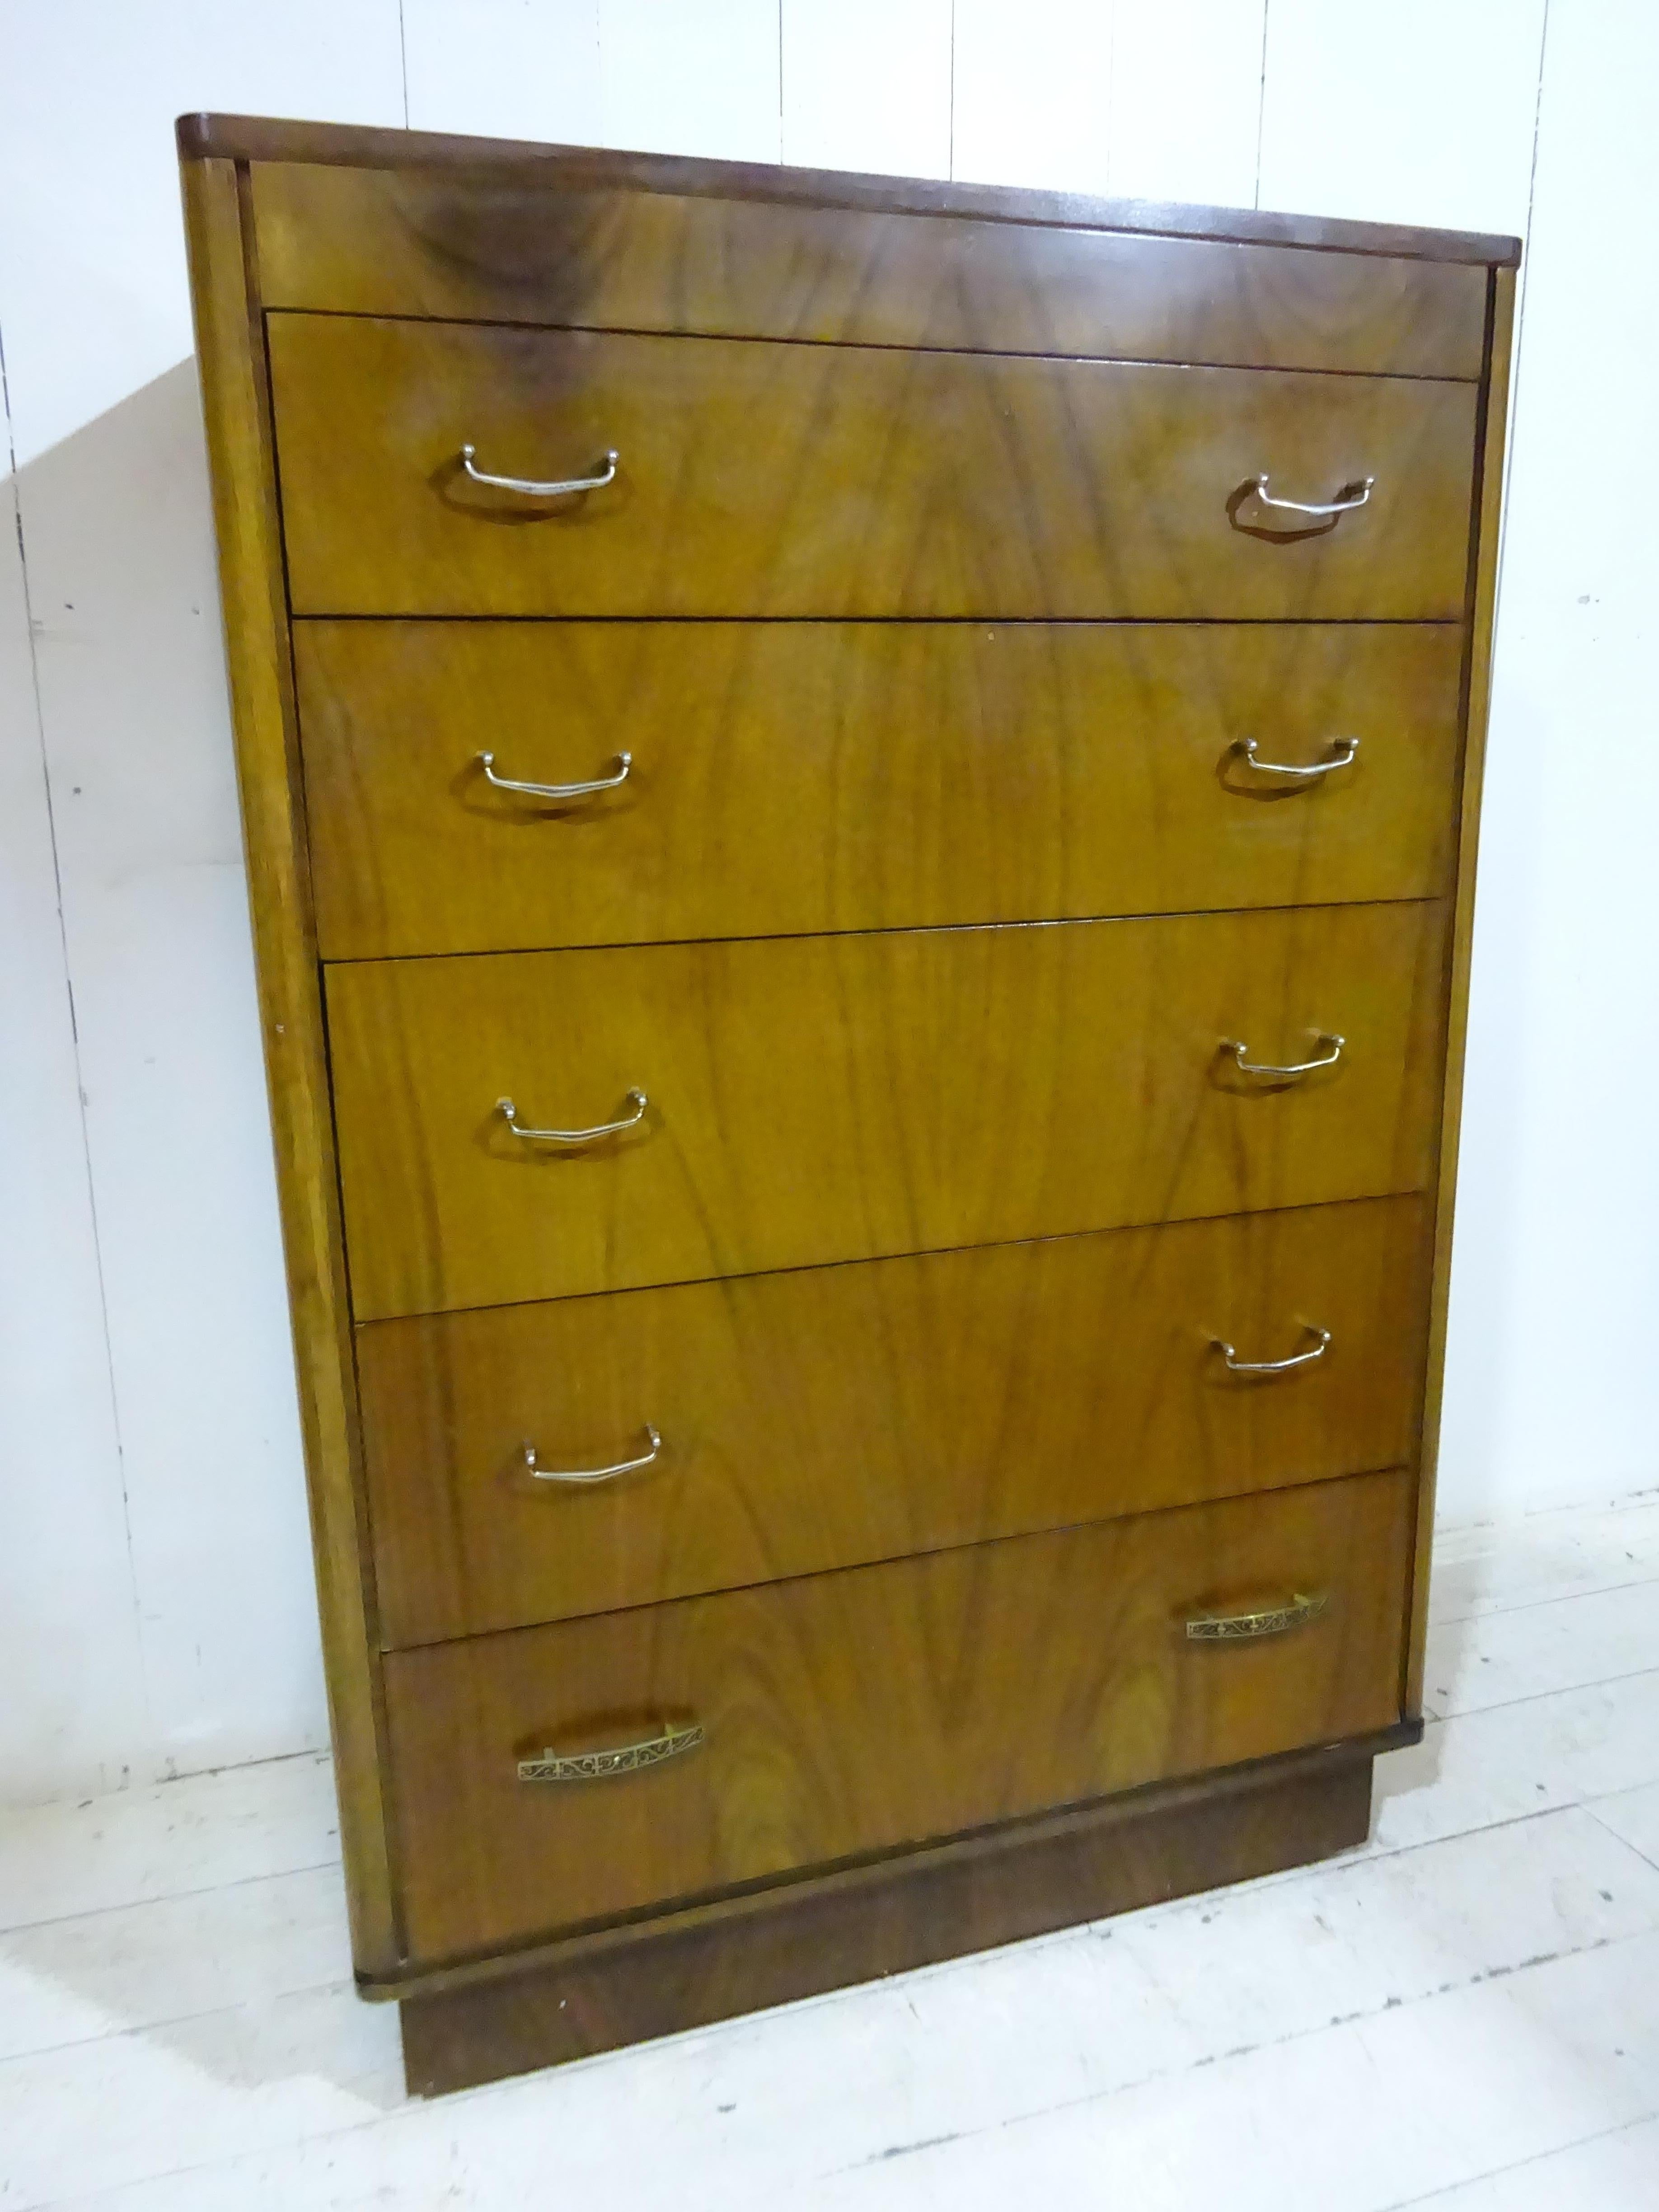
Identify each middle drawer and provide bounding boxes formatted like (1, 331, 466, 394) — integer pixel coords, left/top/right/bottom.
(326, 902, 1448, 1319)
(360, 1193, 1430, 1646)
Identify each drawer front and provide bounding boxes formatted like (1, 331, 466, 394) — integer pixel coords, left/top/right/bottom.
(299, 621, 1464, 961)
(327, 902, 1448, 1320)
(253, 164, 1488, 379)
(269, 316, 1479, 619)
(361, 1195, 1430, 1645)
(383, 1468, 1413, 1958)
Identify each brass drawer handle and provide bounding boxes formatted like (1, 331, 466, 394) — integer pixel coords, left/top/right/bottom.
(1186, 1593, 1328, 1642)
(518, 1719, 704, 1783)
(498, 1087, 647, 1145)
(478, 749, 631, 801)
(1232, 736, 1358, 782)
(459, 444, 619, 498)
(1251, 473, 1373, 517)
(1223, 1032, 1344, 1082)
(523, 1424, 662, 1486)
(1213, 1323, 1331, 1376)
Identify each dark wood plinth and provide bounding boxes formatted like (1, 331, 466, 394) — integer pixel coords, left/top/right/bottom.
(396, 1733, 1405, 2096)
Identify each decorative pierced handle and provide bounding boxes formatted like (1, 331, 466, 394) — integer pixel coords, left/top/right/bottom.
(1251, 473, 1373, 517)
(1213, 1324, 1331, 1376)
(1186, 1593, 1328, 1642)
(1233, 736, 1359, 781)
(498, 1088, 648, 1145)
(479, 750, 632, 801)
(459, 444, 619, 498)
(1223, 1033, 1345, 1082)
(518, 1719, 704, 1783)
(524, 1425, 662, 1486)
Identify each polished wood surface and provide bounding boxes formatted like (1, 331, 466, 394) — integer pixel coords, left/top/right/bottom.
(251, 162, 1486, 378)
(180, 114, 1520, 267)
(180, 113, 1514, 2076)
(398, 1743, 1382, 2085)
(327, 901, 1448, 1320)
(382, 1468, 1410, 1958)
(179, 157, 399, 1972)
(268, 316, 1479, 620)
(299, 621, 1464, 960)
(361, 1195, 1429, 1646)
(1411, 266, 1517, 1715)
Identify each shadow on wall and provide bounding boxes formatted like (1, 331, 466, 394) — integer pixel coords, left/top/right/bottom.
(8, 360, 328, 1802)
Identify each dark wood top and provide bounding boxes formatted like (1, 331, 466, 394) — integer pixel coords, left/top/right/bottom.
(176, 112, 1521, 268)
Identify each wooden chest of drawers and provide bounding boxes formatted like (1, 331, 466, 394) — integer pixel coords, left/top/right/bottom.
(179, 111, 1516, 2097)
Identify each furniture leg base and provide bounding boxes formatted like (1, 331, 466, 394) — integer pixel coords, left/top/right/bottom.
(398, 1734, 1395, 2096)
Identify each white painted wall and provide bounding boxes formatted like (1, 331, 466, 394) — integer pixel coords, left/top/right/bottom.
(0, 1, 1650, 1805)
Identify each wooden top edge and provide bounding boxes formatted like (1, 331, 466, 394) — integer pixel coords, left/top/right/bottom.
(175, 113, 1522, 267)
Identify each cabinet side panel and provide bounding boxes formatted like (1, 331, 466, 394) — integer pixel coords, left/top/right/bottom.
(179, 154, 398, 1971)
(1407, 265, 1518, 1715)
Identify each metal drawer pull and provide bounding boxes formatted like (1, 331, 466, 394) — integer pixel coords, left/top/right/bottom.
(1224, 1033, 1344, 1082)
(518, 1719, 704, 1783)
(498, 1087, 648, 1144)
(523, 1424, 662, 1486)
(1186, 1593, 1328, 1642)
(1233, 736, 1359, 781)
(459, 444, 619, 498)
(478, 750, 632, 801)
(1214, 1323, 1331, 1376)
(1251, 473, 1373, 517)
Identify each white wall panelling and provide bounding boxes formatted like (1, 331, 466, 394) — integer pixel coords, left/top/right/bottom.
(1106, 1, 1266, 207)
(1258, 1, 1550, 239)
(597, 0, 781, 163)
(781, 0, 953, 178)
(0, 462, 146, 1803)
(401, 0, 603, 143)
(951, 1, 1113, 193)
(0, 2, 406, 1802)
(0, 3, 1653, 1804)
(1435, 0, 1659, 1524)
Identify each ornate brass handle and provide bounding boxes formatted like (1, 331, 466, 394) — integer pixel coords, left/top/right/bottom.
(1185, 1593, 1328, 1642)
(1251, 473, 1373, 517)
(1232, 736, 1359, 782)
(478, 750, 632, 801)
(459, 444, 619, 498)
(498, 1088, 647, 1145)
(523, 1425, 662, 1486)
(1223, 1033, 1344, 1083)
(518, 1719, 704, 1783)
(1213, 1324, 1331, 1377)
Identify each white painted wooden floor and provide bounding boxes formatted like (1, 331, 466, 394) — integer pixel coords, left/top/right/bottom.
(7, 1498, 1659, 2211)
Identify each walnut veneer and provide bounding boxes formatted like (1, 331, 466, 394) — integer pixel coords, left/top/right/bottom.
(179, 110, 1515, 2095)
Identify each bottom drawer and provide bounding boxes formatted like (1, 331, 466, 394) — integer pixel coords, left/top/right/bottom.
(383, 1468, 1412, 1961)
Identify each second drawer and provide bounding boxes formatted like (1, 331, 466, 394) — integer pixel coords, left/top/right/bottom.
(296, 622, 1465, 960)
(327, 901, 1449, 1318)
(361, 1194, 1431, 1645)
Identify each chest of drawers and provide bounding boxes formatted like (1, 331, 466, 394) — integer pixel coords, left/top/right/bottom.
(179, 111, 1517, 2097)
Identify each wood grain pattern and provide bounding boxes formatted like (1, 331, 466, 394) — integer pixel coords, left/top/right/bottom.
(250, 162, 1487, 379)
(298, 621, 1465, 960)
(398, 1743, 1382, 2087)
(360, 1195, 1430, 1646)
(267, 316, 1480, 620)
(1410, 269, 1518, 1716)
(178, 114, 1520, 267)
(178, 160, 399, 1970)
(382, 1468, 1411, 1960)
(326, 901, 1449, 1320)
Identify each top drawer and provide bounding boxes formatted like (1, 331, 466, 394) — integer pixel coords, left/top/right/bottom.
(251, 164, 1489, 380)
(267, 316, 1479, 620)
